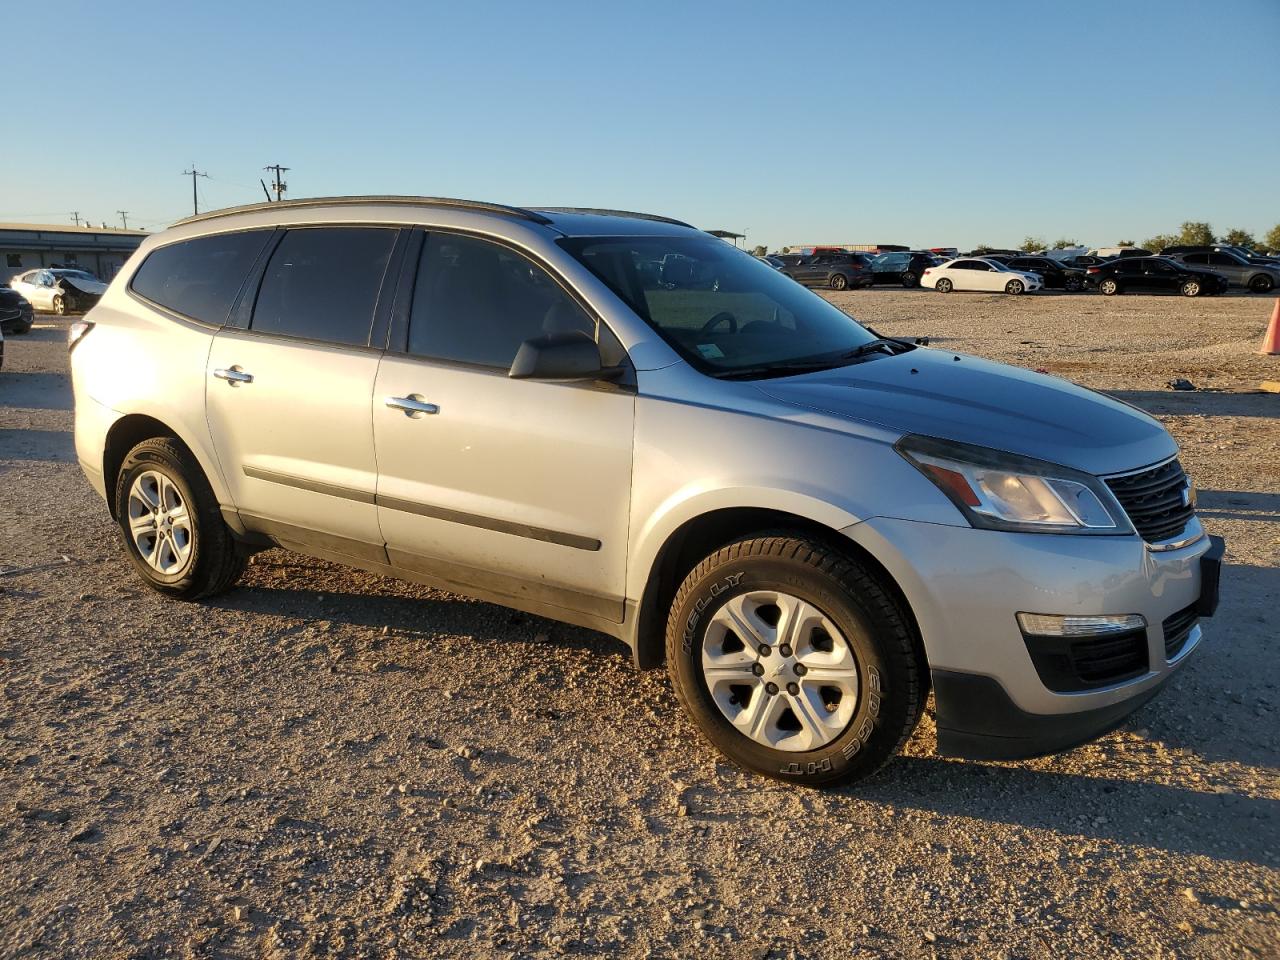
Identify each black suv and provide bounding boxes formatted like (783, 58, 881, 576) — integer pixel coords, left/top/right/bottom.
(0, 287, 34, 334)
(1085, 256, 1228, 297)
(781, 252, 873, 290)
(868, 251, 939, 287)
(1007, 256, 1086, 292)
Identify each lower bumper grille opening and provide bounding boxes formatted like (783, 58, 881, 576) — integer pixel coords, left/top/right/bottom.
(1023, 629, 1150, 693)
(1162, 604, 1199, 660)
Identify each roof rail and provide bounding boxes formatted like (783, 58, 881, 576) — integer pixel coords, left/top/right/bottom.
(172, 196, 553, 228)
(532, 207, 694, 229)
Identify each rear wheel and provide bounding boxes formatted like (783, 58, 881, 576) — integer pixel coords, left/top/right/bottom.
(52, 294, 65, 316)
(114, 437, 245, 599)
(829, 273, 849, 291)
(1065, 277, 1083, 292)
(935, 278, 953, 294)
(1180, 280, 1202, 297)
(1005, 279, 1025, 295)
(900, 271, 919, 288)
(1100, 278, 1120, 296)
(665, 535, 924, 787)
(1249, 275, 1274, 293)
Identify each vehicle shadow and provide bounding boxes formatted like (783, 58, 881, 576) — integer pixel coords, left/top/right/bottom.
(1105, 389, 1278, 418)
(850, 755, 1279, 869)
(14, 323, 72, 343)
(1196, 489, 1280, 522)
(0, 371, 74, 410)
(0, 428, 75, 461)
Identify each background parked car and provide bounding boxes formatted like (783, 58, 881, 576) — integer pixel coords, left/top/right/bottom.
(868, 251, 939, 287)
(9, 268, 108, 314)
(921, 257, 1044, 295)
(1089, 247, 1154, 260)
(1163, 244, 1280, 269)
(1165, 250, 1279, 293)
(1006, 256, 1086, 291)
(781, 252, 873, 290)
(0, 286, 34, 334)
(755, 255, 786, 271)
(1085, 256, 1228, 297)
(1060, 254, 1111, 269)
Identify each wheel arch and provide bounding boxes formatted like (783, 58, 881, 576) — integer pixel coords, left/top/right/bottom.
(629, 505, 923, 673)
(102, 413, 231, 521)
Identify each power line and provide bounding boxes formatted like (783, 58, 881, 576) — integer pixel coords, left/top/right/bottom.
(117, 210, 130, 230)
(182, 164, 210, 216)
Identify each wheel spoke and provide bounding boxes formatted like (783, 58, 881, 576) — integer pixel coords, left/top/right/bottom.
(736, 686, 784, 742)
(129, 512, 157, 537)
(774, 596, 824, 653)
(710, 594, 771, 650)
(785, 686, 834, 749)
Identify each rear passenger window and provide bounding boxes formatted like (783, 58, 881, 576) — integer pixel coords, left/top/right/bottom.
(251, 227, 396, 346)
(131, 230, 273, 325)
(407, 232, 600, 369)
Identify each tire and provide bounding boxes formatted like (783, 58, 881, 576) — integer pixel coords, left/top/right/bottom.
(1249, 275, 1274, 293)
(1065, 277, 1082, 292)
(1005, 279, 1025, 295)
(1180, 280, 1202, 298)
(665, 535, 924, 787)
(113, 437, 245, 599)
(829, 273, 848, 291)
(5, 321, 32, 335)
(935, 278, 953, 294)
(1100, 278, 1120, 296)
(52, 295, 65, 316)
(900, 272, 918, 288)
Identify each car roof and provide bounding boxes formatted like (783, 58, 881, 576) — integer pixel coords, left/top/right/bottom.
(171, 196, 698, 239)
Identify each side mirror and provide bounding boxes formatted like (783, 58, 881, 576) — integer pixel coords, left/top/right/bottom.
(508, 332, 623, 382)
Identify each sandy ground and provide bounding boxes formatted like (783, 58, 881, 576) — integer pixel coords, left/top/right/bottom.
(1, 288, 1277, 959)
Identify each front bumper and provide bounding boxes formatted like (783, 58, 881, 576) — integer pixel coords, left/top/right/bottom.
(842, 516, 1222, 759)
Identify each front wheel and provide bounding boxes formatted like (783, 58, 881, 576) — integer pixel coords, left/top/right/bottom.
(1005, 279, 1025, 295)
(665, 535, 924, 787)
(900, 271, 918, 288)
(1180, 280, 1202, 297)
(1065, 277, 1082, 292)
(829, 273, 848, 291)
(935, 278, 953, 293)
(52, 295, 66, 316)
(114, 437, 245, 599)
(1249, 275, 1274, 293)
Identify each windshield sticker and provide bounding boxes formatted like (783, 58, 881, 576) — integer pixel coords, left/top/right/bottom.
(696, 343, 725, 359)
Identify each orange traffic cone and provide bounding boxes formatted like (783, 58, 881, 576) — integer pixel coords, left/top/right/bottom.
(1262, 299, 1280, 355)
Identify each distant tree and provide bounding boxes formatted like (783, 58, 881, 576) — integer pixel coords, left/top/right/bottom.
(1221, 228, 1256, 249)
(1020, 236, 1046, 253)
(1264, 224, 1280, 254)
(1177, 221, 1216, 246)
(972, 243, 995, 254)
(1117, 240, 1135, 248)
(1143, 234, 1178, 253)
(1050, 237, 1079, 250)
(750, 244, 768, 257)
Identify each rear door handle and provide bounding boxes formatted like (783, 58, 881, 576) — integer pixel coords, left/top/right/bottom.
(385, 395, 439, 416)
(213, 367, 253, 384)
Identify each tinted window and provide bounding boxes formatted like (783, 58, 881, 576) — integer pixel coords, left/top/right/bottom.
(408, 232, 600, 369)
(1145, 260, 1175, 274)
(1183, 254, 1210, 265)
(251, 227, 396, 346)
(1207, 253, 1239, 266)
(132, 230, 273, 325)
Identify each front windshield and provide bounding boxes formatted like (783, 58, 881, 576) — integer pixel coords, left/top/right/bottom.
(558, 235, 881, 377)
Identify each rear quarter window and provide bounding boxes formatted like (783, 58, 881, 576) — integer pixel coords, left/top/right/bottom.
(130, 230, 274, 326)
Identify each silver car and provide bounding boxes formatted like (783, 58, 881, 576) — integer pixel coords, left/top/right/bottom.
(68, 197, 1223, 786)
(1164, 250, 1280, 293)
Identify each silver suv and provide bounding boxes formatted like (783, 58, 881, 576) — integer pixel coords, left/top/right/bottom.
(70, 197, 1223, 786)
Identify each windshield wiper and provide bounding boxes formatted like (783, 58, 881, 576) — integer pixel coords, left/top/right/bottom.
(712, 340, 912, 380)
(843, 337, 911, 360)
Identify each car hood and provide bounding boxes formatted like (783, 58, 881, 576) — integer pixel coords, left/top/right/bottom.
(57, 276, 108, 296)
(754, 347, 1176, 476)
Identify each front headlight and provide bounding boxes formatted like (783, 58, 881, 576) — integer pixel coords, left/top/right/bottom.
(895, 435, 1132, 534)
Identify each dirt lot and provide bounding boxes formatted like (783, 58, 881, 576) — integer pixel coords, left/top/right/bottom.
(1, 289, 1277, 959)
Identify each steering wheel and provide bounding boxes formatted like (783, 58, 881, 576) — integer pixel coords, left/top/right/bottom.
(700, 311, 738, 335)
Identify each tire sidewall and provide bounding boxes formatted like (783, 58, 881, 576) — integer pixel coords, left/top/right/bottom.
(114, 444, 205, 593)
(1006, 280, 1024, 295)
(669, 553, 894, 785)
(937, 278, 952, 293)
(1101, 279, 1118, 295)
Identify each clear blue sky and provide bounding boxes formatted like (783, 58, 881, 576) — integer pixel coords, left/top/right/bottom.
(5, 0, 1277, 250)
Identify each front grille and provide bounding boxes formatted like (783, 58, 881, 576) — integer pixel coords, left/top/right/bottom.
(0, 307, 19, 322)
(1105, 458, 1195, 543)
(1162, 604, 1198, 660)
(1022, 628, 1150, 693)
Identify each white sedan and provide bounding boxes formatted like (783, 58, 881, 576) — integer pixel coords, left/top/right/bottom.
(920, 257, 1044, 295)
(9, 268, 107, 314)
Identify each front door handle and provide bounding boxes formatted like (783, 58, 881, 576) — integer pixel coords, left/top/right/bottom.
(213, 367, 253, 384)
(385, 395, 439, 417)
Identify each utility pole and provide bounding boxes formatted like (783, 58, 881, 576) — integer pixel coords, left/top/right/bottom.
(117, 210, 130, 230)
(70, 212, 82, 227)
(264, 164, 290, 202)
(182, 164, 209, 216)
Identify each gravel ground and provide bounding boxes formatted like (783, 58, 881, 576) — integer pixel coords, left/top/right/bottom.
(1, 288, 1277, 959)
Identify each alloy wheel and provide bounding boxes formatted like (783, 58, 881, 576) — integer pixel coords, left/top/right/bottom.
(700, 590, 860, 752)
(126, 470, 194, 575)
